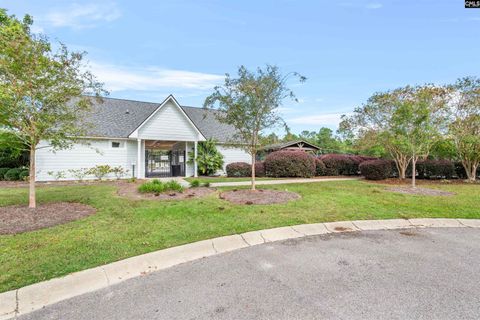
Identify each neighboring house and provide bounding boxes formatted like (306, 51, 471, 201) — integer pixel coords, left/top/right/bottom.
(36, 95, 251, 181)
(257, 140, 321, 160)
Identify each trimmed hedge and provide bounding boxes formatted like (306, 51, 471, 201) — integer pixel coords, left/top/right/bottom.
(19, 169, 29, 181)
(265, 151, 316, 178)
(0, 168, 10, 181)
(315, 158, 327, 176)
(226, 161, 265, 177)
(319, 154, 363, 176)
(254, 161, 265, 177)
(417, 160, 455, 179)
(226, 162, 251, 177)
(4, 168, 23, 181)
(359, 159, 393, 180)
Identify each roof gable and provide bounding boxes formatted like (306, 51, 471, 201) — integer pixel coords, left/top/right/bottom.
(129, 95, 206, 141)
(262, 140, 321, 151)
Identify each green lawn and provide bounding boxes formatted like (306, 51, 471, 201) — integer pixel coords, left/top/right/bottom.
(1, 180, 479, 293)
(185, 176, 280, 183)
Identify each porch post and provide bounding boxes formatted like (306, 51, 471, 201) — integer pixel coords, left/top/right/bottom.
(185, 141, 188, 178)
(194, 141, 198, 177)
(137, 138, 142, 179)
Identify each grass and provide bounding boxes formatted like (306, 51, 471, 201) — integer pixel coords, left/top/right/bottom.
(1, 180, 479, 293)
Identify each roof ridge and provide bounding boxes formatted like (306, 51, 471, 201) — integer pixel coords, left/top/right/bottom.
(89, 95, 162, 105)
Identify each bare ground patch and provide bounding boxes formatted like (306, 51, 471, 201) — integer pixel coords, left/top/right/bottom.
(0, 202, 96, 235)
(117, 182, 216, 200)
(386, 186, 455, 196)
(220, 189, 300, 205)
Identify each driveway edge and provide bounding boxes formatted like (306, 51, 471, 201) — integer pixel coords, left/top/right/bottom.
(2, 218, 479, 319)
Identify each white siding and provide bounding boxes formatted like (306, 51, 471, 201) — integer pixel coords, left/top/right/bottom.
(137, 101, 200, 141)
(36, 139, 137, 181)
(216, 144, 251, 175)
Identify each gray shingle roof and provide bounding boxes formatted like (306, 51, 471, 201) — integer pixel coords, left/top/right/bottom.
(80, 96, 237, 143)
(261, 140, 321, 151)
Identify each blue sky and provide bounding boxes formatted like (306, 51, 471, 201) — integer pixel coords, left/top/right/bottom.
(2, 0, 480, 135)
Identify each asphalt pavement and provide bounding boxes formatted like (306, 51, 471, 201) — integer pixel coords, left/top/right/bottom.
(19, 228, 480, 320)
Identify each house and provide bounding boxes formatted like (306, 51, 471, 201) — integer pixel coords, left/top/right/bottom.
(257, 140, 321, 160)
(36, 95, 251, 181)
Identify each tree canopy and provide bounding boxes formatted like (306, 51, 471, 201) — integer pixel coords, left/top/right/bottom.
(204, 65, 305, 189)
(0, 9, 105, 207)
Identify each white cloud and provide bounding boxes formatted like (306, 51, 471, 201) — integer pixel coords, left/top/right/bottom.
(89, 62, 224, 92)
(289, 112, 350, 126)
(44, 2, 121, 29)
(365, 3, 383, 9)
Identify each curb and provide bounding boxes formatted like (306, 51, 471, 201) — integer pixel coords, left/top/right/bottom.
(1, 218, 479, 319)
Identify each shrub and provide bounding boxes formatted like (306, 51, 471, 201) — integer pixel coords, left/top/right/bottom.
(416, 160, 455, 179)
(111, 166, 128, 179)
(254, 161, 265, 177)
(4, 168, 23, 181)
(0, 167, 10, 180)
(138, 179, 184, 193)
(315, 158, 327, 176)
(164, 180, 184, 192)
(319, 154, 360, 176)
(188, 138, 224, 176)
(203, 182, 210, 187)
(138, 179, 165, 193)
(190, 179, 201, 188)
(265, 151, 316, 178)
(68, 168, 89, 181)
(19, 169, 29, 181)
(87, 165, 112, 180)
(359, 160, 393, 180)
(226, 162, 251, 177)
(47, 170, 66, 181)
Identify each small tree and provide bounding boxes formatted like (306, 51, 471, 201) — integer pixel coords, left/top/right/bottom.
(188, 138, 224, 176)
(0, 10, 104, 208)
(204, 65, 305, 190)
(449, 77, 480, 181)
(339, 85, 449, 187)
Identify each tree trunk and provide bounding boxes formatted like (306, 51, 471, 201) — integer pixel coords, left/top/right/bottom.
(463, 161, 478, 182)
(394, 157, 408, 180)
(251, 153, 256, 191)
(411, 154, 417, 189)
(29, 146, 36, 209)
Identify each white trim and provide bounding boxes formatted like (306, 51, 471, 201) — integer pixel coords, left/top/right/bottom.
(194, 141, 198, 177)
(128, 95, 206, 141)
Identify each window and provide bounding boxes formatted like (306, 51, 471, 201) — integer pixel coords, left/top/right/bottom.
(110, 141, 125, 149)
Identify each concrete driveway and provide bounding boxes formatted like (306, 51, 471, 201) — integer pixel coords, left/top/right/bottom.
(19, 228, 480, 320)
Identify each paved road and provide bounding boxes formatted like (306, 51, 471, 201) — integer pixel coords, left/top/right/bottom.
(20, 228, 480, 320)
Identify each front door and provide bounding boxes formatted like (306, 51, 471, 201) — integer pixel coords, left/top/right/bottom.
(145, 149, 186, 177)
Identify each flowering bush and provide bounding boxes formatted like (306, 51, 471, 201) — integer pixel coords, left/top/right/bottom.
(319, 154, 360, 176)
(315, 158, 327, 176)
(226, 162, 251, 177)
(265, 151, 315, 178)
(359, 159, 393, 180)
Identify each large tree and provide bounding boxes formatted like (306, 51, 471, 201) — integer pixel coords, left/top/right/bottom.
(204, 65, 305, 190)
(0, 10, 104, 208)
(449, 77, 480, 181)
(340, 85, 449, 186)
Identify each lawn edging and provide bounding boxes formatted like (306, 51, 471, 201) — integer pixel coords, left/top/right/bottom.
(1, 218, 480, 319)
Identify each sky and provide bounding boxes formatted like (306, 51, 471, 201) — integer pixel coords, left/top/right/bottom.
(2, 0, 480, 135)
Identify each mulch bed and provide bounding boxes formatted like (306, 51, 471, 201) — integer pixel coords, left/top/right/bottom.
(220, 189, 301, 205)
(117, 182, 216, 200)
(386, 186, 455, 196)
(0, 202, 96, 235)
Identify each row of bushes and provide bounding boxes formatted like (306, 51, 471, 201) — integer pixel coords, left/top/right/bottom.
(227, 151, 324, 178)
(359, 159, 479, 180)
(226, 151, 478, 181)
(138, 179, 184, 194)
(0, 167, 29, 181)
